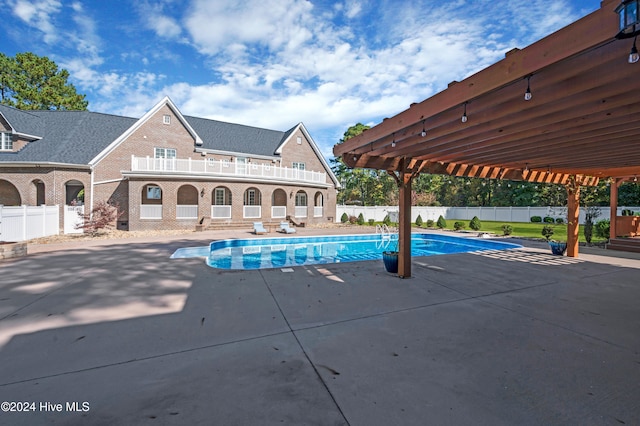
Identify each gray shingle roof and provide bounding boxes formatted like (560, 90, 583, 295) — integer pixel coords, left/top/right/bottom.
(184, 115, 288, 157)
(0, 105, 136, 165)
(0, 104, 293, 165)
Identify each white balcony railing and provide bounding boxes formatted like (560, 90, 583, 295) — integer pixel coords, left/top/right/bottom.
(271, 206, 286, 219)
(131, 156, 327, 185)
(314, 206, 323, 217)
(140, 204, 162, 219)
(177, 205, 198, 219)
(211, 205, 232, 219)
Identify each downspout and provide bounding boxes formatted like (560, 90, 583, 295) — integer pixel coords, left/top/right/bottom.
(90, 164, 95, 219)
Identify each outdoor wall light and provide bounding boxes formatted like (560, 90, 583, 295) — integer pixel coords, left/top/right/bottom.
(461, 102, 468, 123)
(616, 0, 640, 39)
(200, 188, 205, 197)
(616, 1, 640, 62)
(524, 76, 533, 101)
(421, 120, 427, 137)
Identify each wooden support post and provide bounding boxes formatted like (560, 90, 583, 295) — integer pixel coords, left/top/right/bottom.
(566, 177, 580, 258)
(398, 170, 412, 278)
(610, 178, 620, 240)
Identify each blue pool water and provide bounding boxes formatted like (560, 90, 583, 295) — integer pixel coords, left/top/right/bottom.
(170, 233, 521, 270)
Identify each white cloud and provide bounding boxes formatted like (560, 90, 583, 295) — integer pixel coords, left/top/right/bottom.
(9, 0, 62, 44)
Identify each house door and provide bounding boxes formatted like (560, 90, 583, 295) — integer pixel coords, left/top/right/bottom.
(236, 157, 247, 175)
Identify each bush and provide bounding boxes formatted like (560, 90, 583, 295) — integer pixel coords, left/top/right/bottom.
(426, 219, 435, 228)
(348, 215, 357, 224)
(469, 216, 481, 231)
(436, 215, 447, 229)
(357, 213, 365, 225)
(415, 214, 423, 227)
(595, 219, 610, 239)
(382, 214, 391, 226)
(340, 212, 348, 223)
(368, 219, 375, 226)
(543, 216, 555, 223)
(555, 217, 564, 224)
(530, 216, 542, 223)
(541, 225, 554, 241)
(453, 221, 465, 231)
(501, 224, 513, 236)
(76, 200, 123, 236)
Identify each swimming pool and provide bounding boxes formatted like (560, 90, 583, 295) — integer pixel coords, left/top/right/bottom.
(170, 233, 521, 270)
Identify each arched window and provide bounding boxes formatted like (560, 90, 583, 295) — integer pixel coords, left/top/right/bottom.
(141, 183, 163, 219)
(243, 187, 262, 218)
(271, 188, 287, 219)
(0, 179, 21, 205)
(314, 192, 324, 217)
(212, 186, 232, 219)
(176, 185, 198, 219)
(295, 190, 307, 218)
(65, 180, 84, 205)
(32, 180, 45, 205)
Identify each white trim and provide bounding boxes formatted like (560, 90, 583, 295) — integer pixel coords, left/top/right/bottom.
(93, 177, 127, 185)
(89, 96, 204, 166)
(0, 161, 90, 169)
(122, 171, 332, 188)
(195, 147, 279, 161)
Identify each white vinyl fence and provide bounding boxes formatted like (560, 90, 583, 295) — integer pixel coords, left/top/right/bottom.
(0, 205, 59, 242)
(336, 206, 640, 225)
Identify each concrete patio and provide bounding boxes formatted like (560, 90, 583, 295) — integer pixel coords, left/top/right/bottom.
(0, 229, 638, 425)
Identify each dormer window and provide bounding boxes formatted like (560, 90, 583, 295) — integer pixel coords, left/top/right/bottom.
(0, 132, 12, 151)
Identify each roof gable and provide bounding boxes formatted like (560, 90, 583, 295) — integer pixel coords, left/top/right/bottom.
(89, 96, 202, 166)
(0, 104, 43, 139)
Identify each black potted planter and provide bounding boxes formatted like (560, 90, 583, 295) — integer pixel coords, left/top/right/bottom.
(382, 251, 399, 273)
(549, 240, 567, 256)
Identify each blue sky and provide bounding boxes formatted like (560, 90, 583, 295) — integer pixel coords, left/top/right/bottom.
(0, 0, 599, 161)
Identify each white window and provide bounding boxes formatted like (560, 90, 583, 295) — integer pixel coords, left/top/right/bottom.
(154, 147, 176, 159)
(215, 188, 225, 205)
(296, 136, 302, 144)
(292, 162, 305, 170)
(222, 159, 230, 167)
(147, 186, 162, 199)
(295, 192, 307, 206)
(0, 132, 12, 151)
(163, 115, 171, 125)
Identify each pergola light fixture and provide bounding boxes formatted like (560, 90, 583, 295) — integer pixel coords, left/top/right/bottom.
(391, 132, 396, 148)
(524, 76, 533, 101)
(421, 120, 427, 137)
(616, 1, 640, 62)
(629, 36, 639, 63)
(461, 102, 468, 123)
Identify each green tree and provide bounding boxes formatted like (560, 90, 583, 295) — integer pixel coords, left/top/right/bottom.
(0, 52, 88, 110)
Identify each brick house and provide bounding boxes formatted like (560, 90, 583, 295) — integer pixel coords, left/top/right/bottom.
(0, 97, 339, 232)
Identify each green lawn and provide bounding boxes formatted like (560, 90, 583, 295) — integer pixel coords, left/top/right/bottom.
(415, 219, 607, 244)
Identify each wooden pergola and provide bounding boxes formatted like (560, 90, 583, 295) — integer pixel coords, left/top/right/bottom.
(333, 0, 640, 277)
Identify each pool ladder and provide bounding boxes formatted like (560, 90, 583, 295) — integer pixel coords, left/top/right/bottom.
(376, 224, 392, 241)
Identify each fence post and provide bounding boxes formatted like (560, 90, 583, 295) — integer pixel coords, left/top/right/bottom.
(0, 204, 3, 241)
(22, 205, 27, 241)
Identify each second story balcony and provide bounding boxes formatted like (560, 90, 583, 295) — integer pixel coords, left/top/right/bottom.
(130, 156, 328, 185)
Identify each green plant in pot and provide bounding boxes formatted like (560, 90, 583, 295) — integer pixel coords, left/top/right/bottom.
(542, 225, 566, 255)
